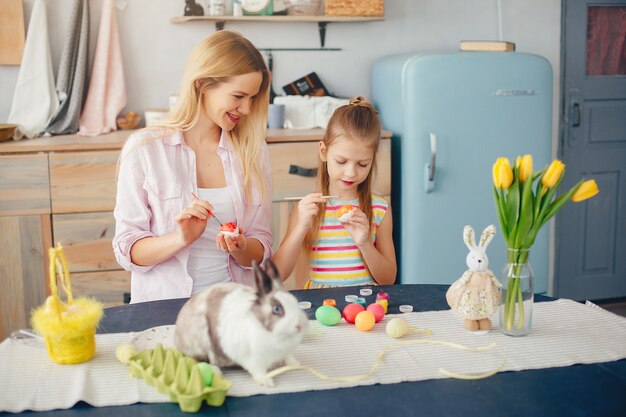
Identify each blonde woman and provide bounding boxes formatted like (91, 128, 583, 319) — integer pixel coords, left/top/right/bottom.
(113, 31, 272, 303)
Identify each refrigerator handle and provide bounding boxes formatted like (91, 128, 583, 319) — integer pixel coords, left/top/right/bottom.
(424, 133, 436, 193)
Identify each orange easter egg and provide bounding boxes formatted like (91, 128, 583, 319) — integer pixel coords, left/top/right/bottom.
(355, 311, 376, 331)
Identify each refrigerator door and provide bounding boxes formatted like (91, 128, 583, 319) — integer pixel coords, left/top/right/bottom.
(372, 52, 552, 292)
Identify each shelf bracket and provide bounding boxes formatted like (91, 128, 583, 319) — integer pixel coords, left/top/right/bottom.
(318, 22, 327, 48)
(215, 21, 225, 31)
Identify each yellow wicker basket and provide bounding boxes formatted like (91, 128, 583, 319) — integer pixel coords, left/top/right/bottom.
(31, 244, 103, 365)
(324, 0, 384, 16)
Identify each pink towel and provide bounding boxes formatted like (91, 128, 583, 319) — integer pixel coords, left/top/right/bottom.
(78, 0, 126, 136)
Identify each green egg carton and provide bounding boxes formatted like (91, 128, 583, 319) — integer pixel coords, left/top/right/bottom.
(127, 343, 231, 413)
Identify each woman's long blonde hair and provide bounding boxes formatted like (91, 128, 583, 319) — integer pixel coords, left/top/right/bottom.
(305, 97, 382, 250)
(160, 30, 270, 199)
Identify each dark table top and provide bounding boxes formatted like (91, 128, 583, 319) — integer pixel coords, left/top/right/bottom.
(6, 285, 626, 417)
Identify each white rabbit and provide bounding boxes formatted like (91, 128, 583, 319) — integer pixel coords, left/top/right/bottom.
(174, 259, 308, 386)
(446, 225, 501, 332)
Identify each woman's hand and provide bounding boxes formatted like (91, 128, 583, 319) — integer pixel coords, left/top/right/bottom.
(175, 198, 214, 247)
(216, 227, 248, 254)
(342, 208, 370, 246)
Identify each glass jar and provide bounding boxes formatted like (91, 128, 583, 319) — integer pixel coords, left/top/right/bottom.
(499, 248, 534, 336)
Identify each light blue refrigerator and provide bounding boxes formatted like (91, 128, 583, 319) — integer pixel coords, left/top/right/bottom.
(372, 52, 552, 293)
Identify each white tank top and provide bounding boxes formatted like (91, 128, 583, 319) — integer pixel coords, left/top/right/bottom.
(187, 187, 236, 293)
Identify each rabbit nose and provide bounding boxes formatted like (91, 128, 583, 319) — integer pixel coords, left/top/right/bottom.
(295, 324, 301, 332)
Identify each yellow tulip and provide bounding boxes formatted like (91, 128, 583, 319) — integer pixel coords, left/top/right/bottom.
(493, 157, 513, 189)
(516, 154, 533, 183)
(541, 160, 565, 188)
(572, 179, 599, 202)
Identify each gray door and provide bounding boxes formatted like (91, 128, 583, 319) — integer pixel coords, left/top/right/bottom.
(556, 0, 626, 300)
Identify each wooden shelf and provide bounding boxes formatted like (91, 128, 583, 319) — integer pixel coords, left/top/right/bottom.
(170, 15, 383, 24)
(170, 15, 384, 47)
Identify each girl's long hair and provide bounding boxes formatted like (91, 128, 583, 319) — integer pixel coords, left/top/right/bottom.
(305, 96, 382, 250)
(156, 30, 270, 199)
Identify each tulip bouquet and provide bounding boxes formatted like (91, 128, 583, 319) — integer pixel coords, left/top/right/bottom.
(492, 155, 599, 332)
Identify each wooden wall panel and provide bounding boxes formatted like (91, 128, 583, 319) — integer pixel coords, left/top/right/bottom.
(49, 151, 119, 213)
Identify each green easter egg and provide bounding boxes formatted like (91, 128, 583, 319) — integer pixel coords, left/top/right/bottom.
(315, 305, 341, 326)
(196, 362, 214, 387)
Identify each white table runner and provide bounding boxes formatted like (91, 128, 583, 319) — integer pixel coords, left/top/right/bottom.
(2, 299, 626, 413)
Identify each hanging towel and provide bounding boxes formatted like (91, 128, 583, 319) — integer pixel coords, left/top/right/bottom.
(46, 0, 89, 135)
(79, 0, 127, 136)
(7, 0, 58, 140)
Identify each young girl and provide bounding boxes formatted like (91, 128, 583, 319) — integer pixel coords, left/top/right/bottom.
(113, 31, 273, 303)
(273, 97, 397, 288)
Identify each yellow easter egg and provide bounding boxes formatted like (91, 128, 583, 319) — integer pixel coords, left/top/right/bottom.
(355, 311, 375, 331)
(386, 318, 409, 338)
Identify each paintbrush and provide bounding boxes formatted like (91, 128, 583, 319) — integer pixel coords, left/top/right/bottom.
(283, 195, 340, 201)
(191, 192, 223, 227)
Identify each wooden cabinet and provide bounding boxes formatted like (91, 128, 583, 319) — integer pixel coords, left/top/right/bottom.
(0, 129, 391, 340)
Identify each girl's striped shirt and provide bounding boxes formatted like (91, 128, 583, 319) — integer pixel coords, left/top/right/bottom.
(305, 195, 388, 289)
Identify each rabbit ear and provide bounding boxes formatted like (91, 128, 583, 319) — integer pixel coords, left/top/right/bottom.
(479, 225, 496, 248)
(253, 260, 273, 296)
(262, 258, 285, 291)
(463, 225, 476, 250)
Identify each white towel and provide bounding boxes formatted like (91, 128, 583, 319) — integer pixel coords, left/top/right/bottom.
(274, 95, 349, 129)
(78, 0, 127, 136)
(7, 0, 58, 140)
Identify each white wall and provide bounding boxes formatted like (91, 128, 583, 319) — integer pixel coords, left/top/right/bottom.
(0, 0, 561, 287)
(2, 0, 560, 144)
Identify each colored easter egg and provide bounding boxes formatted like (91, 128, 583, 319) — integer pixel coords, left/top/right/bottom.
(366, 303, 385, 323)
(355, 311, 376, 331)
(323, 298, 336, 307)
(196, 362, 214, 387)
(386, 318, 409, 338)
(342, 303, 365, 324)
(315, 305, 341, 326)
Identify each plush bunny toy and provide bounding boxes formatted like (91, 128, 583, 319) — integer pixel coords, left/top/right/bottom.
(174, 259, 308, 386)
(446, 225, 501, 331)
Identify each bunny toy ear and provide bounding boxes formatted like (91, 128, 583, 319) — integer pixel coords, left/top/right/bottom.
(463, 225, 476, 250)
(479, 225, 496, 248)
(253, 260, 273, 296)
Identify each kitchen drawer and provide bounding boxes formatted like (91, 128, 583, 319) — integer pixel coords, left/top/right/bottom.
(52, 212, 118, 272)
(269, 139, 391, 200)
(0, 154, 50, 216)
(49, 151, 118, 213)
(71, 270, 130, 308)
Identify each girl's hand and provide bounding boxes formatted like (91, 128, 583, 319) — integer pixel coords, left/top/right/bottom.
(295, 193, 326, 232)
(216, 227, 248, 254)
(175, 199, 214, 247)
(342, 208, 370, 246)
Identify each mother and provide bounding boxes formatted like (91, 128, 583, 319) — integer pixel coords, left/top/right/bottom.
(113, 31, 272, 303)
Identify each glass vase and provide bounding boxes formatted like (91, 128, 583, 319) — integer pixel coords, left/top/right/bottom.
(499, 248, 534, 337)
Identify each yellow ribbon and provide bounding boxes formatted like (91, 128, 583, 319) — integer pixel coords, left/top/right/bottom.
(265, 338, 505, 383)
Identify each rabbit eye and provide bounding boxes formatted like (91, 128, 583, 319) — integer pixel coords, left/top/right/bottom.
(272, 303, 284, 316)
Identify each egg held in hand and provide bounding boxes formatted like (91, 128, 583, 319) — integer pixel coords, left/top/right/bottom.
(336, 204, 355, 223)
(220, 222, 240, 238)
